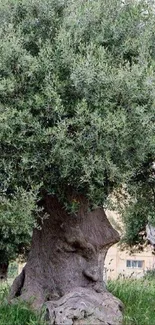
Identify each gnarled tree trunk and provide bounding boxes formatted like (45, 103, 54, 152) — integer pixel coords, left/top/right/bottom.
(9, 195, 123, 324)
(0, 262, 8, 281)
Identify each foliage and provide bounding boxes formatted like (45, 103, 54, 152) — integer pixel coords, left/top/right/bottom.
(121, 199, 147, 246)
(0, 0, 155, 252)
(121, 157, 155, 245)
(144, 268, 155, 280)
(0, 187, 39, 264)
(108, 278, 155, 325)
(7, 262, 18, 279)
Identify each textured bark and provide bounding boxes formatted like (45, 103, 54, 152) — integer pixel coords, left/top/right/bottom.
(9, 195, 122, 324)
(46, 288, 123, 325)
(0, 262, 8, 281)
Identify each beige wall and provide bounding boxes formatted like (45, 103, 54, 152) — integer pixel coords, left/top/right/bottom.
(104, 209, 155, 280)
(104, 244, 155, 280)
(18, 263, 26, 275)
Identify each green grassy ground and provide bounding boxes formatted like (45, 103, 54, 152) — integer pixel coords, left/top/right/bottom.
(108, 278, 155, 325)
(0, 279, 155, 325)
(0, 283, 46, 325)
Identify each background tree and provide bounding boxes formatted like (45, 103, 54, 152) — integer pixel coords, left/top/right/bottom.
(0, 189, 37, 280)
(0, 0, 155, 323)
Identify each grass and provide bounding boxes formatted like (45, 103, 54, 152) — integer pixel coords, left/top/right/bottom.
(108, 278, 155, 325)
(0, 283, 46, 325)
(0, 278, 155, 325)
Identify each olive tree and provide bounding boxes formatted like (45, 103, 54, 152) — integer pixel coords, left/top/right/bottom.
(0, 0, 155, 323)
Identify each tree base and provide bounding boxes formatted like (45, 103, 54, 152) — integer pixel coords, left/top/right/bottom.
(9, 195, 122, 323)
(45, 287, 123, 325)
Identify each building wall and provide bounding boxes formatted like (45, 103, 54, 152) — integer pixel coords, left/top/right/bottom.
(18, 263, 26, 275)
(104, 244, 155, 280)
(104, 209, 155, 280)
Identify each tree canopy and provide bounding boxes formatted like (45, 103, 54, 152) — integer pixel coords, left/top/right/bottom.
(0, 0, 155, 256)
